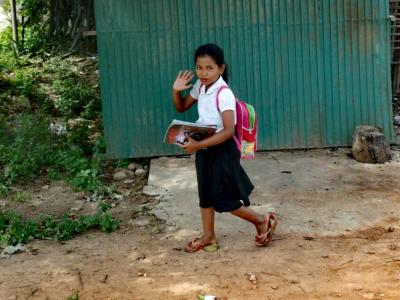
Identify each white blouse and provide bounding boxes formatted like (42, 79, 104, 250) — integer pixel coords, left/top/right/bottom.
(190, 76, 236, 132)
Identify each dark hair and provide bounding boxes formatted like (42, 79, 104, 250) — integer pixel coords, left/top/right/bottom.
(195, 43, 229, 83)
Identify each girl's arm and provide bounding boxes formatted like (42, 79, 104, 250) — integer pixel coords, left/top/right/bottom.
(180, 110, 235, 153)
(172, 70, 196, 112)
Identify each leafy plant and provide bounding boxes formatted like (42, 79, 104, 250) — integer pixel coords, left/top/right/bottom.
(0, 114, 55, 183)
(0, 24, 113, 197)
(53, 77, 99, 120)
(11, 191, 28, 203)
(0, 204, 119, 246)
(66, 293, 80, 300)
(67, 293, 80, 300)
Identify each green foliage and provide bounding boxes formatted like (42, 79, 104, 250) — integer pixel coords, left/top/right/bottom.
(0, 204, 119, 246)
(52, 142, 110, 195)
(67, 293, 80, 300)
(0, 114, 56, 183)
(0, 44, 109, 195)
(18, 0, 48, 52)
(53, 77, 100, 120)
(0, 30, 18, 73)
(10, 67, 47, 108)
(11, 191, 28, 203)
(0, 28, 13, 53)
(3, 0, 96, 54)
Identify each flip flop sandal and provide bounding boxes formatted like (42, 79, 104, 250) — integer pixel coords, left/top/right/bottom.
(184, 238, 219, 253)
(203, 243, 219, 252)
(255, 212, 278, 247)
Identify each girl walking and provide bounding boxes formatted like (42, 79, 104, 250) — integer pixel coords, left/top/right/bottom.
(172, 43, 277, 253)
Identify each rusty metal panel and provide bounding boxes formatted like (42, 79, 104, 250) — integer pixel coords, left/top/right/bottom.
(94, 0, 393, 158)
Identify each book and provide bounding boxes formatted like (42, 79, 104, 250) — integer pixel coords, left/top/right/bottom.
(164, 119, 217, 145)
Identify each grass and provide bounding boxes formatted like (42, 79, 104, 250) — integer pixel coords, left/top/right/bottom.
(0, 202, 119, 247)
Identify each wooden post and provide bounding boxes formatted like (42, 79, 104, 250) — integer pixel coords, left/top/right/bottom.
(10, 0, 18, 54)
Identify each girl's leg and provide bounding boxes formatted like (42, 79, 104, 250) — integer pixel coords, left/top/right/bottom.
(199, 207, 217, 243)
(230, 206, 269, 235)
(185, 207, 217, 252)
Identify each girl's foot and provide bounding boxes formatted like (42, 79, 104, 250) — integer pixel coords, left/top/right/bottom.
(184, 235, 218, 253)
(255, 212, 278, 247)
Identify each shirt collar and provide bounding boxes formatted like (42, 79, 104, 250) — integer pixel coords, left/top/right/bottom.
(201, 76, 227, 95)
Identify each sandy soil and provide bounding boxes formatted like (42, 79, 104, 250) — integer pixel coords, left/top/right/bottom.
(1, 159, 400, 300)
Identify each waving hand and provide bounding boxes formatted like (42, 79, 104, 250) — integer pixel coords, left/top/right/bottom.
(173, 70, 194, 92)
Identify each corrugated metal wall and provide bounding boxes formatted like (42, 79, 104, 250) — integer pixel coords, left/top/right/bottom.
(94, 0, 393, 158)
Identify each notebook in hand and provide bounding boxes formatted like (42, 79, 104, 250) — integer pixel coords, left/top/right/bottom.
(164, 119, 217, 145)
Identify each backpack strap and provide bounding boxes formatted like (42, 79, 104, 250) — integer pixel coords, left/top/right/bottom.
(216, 85, 229, 112)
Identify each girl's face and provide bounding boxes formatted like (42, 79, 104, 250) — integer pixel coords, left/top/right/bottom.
(195, 55, 225, 87)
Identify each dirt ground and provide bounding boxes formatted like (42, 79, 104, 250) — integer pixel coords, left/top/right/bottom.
(1, 149, 400, 300)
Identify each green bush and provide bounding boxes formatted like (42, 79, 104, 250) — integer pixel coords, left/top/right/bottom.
(0, 114, 55, 183)
(10, 68, 47, 108)
(53, 77, 99, 119)
(0, 24, 110, 197)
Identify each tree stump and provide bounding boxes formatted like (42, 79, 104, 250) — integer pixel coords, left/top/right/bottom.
(352, 125, 392, 163)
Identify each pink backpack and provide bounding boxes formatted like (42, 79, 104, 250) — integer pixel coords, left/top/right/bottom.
(216, 86, 258, 159)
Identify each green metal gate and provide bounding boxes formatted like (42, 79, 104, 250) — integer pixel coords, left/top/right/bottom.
(94, 0, 393, 158)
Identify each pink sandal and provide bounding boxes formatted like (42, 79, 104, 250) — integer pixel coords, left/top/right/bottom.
(255, 212, 278, 247)
(184, 238, 219, 253)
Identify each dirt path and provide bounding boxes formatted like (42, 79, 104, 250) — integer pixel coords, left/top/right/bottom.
(0, 218, 399, 299)
(1, 148, 400, 299)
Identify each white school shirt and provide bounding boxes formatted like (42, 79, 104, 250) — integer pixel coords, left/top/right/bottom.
(189, 76, 236, 132)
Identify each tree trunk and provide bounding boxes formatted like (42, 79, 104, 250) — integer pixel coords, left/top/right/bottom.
(10, 0, 18, 53)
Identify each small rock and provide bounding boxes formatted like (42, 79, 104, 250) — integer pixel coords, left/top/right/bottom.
(123, 179, 134, 184)
(247, 272, 257, 285)
(290, 280, 300, 284)
(362, 292, 375, 299)
(271, 284, 279, 290)
(388, 244, 397, 251)
(42, 185, 50, 190)
(99, 174, 112, 180)
(135, 168, 147, 176)
(388, 226, 395, 233)
(352, 125, 392, 163)
(113, 171, 127, 181)
(127, 251, 145, 261)
(113, 193, 124, 201)
(1, 244, 26, 258)
(126, 170, 135, 178)
(129, 218, 150, 227)
(128, 163, 140, 171)
(394, 115, 400, 125)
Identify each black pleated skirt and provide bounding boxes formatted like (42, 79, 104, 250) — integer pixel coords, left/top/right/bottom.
(195, 138, 254, 213)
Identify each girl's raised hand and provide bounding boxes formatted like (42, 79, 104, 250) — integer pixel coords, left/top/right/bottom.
(173, 70, 194, 92)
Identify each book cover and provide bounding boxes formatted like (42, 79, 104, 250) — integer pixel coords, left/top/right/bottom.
(164, 119, 217, 145)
